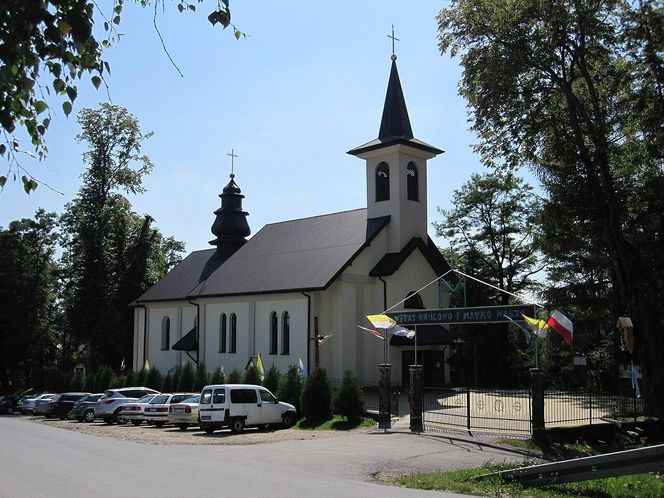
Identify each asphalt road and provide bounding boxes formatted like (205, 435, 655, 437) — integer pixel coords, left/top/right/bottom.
(0, 416, 531, 497)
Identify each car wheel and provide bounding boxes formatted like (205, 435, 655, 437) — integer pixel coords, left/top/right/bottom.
(282, 412, 295, 427)
(205, 427, 215, 434)
(131, 420, 142, 426)
(230, 418, 245, 434)
(104, 416, 114, 424)
(155, 421, 165, 428)
(83, 410, 95, 423)
(177, 424, 188, 431)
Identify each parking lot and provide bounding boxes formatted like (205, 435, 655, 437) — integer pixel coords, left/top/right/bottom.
(24, 413, 345, 446)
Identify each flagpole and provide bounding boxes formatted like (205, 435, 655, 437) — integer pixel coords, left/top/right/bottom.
(414, 325, 418, 366)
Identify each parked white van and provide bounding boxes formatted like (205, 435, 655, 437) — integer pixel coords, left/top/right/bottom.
(198, 384, 297, 434)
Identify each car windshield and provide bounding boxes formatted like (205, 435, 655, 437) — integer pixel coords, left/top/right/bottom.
(136, 394, 155, 403)
(81, 394, 101, 402)
(149, 395, 170, 404)
(181, 395, 200, 404)
(39, 394, 55, 400)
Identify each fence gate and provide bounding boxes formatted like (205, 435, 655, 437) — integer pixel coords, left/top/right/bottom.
(423, 387, 532, 434)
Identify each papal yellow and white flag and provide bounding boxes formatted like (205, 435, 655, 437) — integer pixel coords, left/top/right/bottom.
(366, 314, 396, 330)
(143, 359, 150, 370)
(522, 314, 549, 337)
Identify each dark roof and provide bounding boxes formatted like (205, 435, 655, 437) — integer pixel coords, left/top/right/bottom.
(370, 237, 452, 277)
(172, 327, 198, 351)
(348, 60, 443, 157)
(379, 59, 413, 141)
(134, 209, 390, 302)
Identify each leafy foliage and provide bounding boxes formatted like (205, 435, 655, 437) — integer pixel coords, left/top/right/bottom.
(300, 367, 332, 422)
(0, 210, 60, 392)
(0, 0, 242, 192)
(438, 0, 664, 413)
(333, 370, 366, 420)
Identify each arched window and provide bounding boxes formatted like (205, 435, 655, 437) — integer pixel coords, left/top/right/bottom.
(281, 311, 290, 355)
(219, 313, 227, 353)
(161, 316, 170, 350)
(269, 311, 278, 355)
(407, 162, 419, 201)
(229, 313, 237, 353)
(375, 162, 390, 202)
(404, 291, 425, 309)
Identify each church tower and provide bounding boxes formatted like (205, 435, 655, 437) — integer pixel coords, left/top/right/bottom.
(209, 173, 251, 262)
(348, 53, 443, 253)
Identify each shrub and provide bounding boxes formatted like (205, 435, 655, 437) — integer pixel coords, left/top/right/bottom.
(264, 364, 281, 394)
(301, 367, 332, 422)
(194, 363, 209, 391)
(70, 371, 84, 391)
(94, 366, 113, 392)
(123, 370, 136, 387)
(334, 370, 366, 420)
(161, 372, 173, 392)
(177, 363, 195, 392)
(277, 364, 302, 413)
(134, 368, 148, 387)
(109, 374, 124, 388)
(227, 368, 242, 384)
(145, 368, 163, 390)
(171, 367, 182, 392)
(243, 365, 261, 385)
(210, 367, 226, 385)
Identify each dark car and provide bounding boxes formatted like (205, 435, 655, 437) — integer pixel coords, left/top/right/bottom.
(69, 393, 103, 423)
(47, 392, 91, 420)
(0, 395, 19, 415)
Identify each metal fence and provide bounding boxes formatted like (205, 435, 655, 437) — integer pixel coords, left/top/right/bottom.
(422, 387, 646, 435)
(423, 387, 532, 434)
(544, 389, 647, 427)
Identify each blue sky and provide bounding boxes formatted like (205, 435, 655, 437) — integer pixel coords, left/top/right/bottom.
(1, 1, 488, 253)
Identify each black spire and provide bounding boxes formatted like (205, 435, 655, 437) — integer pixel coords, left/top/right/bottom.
(348, 57, 442, 157)
(378, 59, 413, 141)
(209, 173, 251, 262)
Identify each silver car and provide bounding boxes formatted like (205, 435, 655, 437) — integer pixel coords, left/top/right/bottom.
(144, 393, 198, 427)
(94, 387, 160, 424)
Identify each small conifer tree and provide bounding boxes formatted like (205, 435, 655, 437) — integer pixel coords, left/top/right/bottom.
(227, 368, 242, 384)
(70, 370, 84, 391)
(334, 370, 366, 420)
(177, 363, 195, 392)
(161, 372, 173, 392)
(264, 364, 281, 394)
(243, 365, 261, 385)
(146, 368, 163, 390)
(124, 370, 136, 387)
(171, 367, 182, 392)
(194, 363, 209, 391)
(210, 367, 226, 384)
(277, 364, 302, 413)
(94, 366, 113, 392)
(134, 368, 148, 387)
(301, 367, 332, 421)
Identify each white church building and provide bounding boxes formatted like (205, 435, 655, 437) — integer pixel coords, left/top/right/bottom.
(131, 55, 453, 386)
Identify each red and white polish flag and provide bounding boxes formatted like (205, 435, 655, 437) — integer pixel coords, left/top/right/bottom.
(547, 310, 573, 347)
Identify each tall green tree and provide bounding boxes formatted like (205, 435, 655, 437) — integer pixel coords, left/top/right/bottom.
(0, 210, 60, 391)
(438, 0, 664, 413)
(60, 103, 183, 370)
(435, 171, 544, 386)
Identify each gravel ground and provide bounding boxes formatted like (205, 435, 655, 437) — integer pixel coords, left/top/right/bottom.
(25, 415, 370, 446)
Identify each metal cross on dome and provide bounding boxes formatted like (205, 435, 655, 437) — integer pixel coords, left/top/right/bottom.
(388, 24, 399, 59)
(227, 148, 238, 176)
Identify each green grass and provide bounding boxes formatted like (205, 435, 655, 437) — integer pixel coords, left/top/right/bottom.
(392, 465, 664, 497)
(295, 415, 376, 431)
